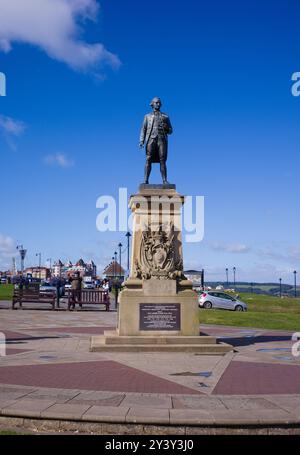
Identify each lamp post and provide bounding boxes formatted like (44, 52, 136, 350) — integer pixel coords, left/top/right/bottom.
(233, 267, 236, 290)
(125, 232, 131, 276)
(279, 278, 282, 298)
(112, 257, 115, 279)
(36, 253, 41, 280)
(251, 282, 253, 294)
(225, 268, 228, 288)
(294, 271, 297, 298)
(118, 243, 122, 279)
(114, 251, 118, 308)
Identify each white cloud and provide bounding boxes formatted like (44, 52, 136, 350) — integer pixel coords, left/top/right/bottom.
(0, 0, 120, 72)
(256, 245, 300, 265)
(0, 115, 26, 136)
(44, 153, 74, 168)
(211, 242, 251, 254)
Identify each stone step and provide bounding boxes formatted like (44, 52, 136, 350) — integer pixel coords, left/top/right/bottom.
(102, 332, 217, 345)
(90, 337, 232, 354)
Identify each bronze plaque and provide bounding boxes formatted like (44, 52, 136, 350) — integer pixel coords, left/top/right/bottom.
(139, 304, 181, 331)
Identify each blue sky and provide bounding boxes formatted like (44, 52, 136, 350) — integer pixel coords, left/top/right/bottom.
(0, 0, 299, 283)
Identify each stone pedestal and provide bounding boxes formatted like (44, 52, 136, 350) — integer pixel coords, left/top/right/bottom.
(91, 185, 232, 354)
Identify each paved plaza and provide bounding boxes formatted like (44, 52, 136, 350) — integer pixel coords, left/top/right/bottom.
(0, 299, 300, 434)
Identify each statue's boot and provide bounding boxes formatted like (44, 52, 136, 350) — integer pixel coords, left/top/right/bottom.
(144, 162, 151, 184)
(160, 162, 169, 184)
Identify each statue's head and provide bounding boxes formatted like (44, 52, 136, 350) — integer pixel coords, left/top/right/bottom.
(150, 97, 162, 111)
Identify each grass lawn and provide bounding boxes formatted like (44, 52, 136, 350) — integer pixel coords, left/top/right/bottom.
(0, 430, 27, 435)
(199, 292, 300, 331)
(0, 284, 14, 301)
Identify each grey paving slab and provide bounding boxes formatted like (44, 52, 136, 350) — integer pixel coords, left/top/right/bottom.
(0, 386, 36, 394)
(41, 403, 92, 419)
(170, 409, 215, 425)
(209, 409, 261, 425)
(121, 394, 172, 409)
(26, 388, 80, 399)
(24, 393, 73, 404)
(1, 399, 56, 417)
(126, 407, 169, 424)
(255, 410, 299, 424)
(264, 395, 300, 411)
(289, 406, 300, 417)
(0, 399, 18, 410)
(70, 391, 125, 407)
(82, 405, 129, 423)
(71, 391, 125, 402)
(172, 396, 226, 410)
(220, 396, 282, 410)
(0, 391, 35, 401)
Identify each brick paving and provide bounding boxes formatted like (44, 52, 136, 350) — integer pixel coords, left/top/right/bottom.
(25, 326, 115, 335)
(0, 360, 202, 394)
(1, 300, 300, 430)
(213, 360, 300, 395)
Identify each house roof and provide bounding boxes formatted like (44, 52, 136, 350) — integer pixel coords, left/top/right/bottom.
(54, 260, 64, 267)
(76, 258, 86, 267)
(103, 261, 125, 276)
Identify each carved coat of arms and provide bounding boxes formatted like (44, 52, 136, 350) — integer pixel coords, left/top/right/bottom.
(134, 222, 184, 280)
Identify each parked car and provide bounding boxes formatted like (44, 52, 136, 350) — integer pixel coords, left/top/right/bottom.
(198, 291, 247, 311)
(83, 282, 95, 289)
(39, 282, 57, 295)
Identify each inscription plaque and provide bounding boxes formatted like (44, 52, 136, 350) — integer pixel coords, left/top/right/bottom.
(139, 304, 181, 331)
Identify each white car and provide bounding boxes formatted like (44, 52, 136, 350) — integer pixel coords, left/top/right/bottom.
(83, 282, 94, 289)
(39, 282, 57, 295)
(198, 291, 247, 311)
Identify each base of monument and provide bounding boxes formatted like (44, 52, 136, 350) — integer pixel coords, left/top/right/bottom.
(90, 331, 233, 354)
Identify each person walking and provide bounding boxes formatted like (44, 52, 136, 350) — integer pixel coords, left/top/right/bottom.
(70, 272, 82, 309)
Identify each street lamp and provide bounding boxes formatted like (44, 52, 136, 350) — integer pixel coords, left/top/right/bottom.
(36, 253, 41, 280)
(279, 278, 282, 298)
(225, 268, 228, 288)
(112, 256, 115, 279)
(233, 267, 236, 290)
(114, 251, 118, 308)
(294, 271, 297, 298)
(118, 243, 122, 278)
(125, 232, 131, 275)
(250, 282, 253, 294)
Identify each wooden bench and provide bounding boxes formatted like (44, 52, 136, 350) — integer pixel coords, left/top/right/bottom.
(67, 289, 110, 311)
(12, 285, 56, 310)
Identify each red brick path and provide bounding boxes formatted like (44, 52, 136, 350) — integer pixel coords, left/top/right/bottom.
(0, 360, 202, 395)
(213, 361, 300, 395)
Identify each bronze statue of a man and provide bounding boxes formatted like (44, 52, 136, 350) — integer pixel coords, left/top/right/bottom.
(139, 97, 173, 184)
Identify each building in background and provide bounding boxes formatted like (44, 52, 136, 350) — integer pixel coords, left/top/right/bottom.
(52, 259, 97, 278)
(53, 260, 64, 278)
(24, 267, 51, 280)
(103, 261, 125, 281)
